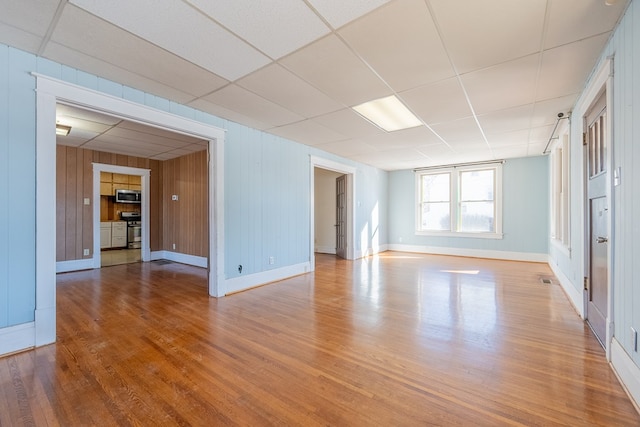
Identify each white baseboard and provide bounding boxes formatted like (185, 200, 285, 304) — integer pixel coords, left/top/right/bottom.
(547, 256, 584, 318)
(225, 262, 310, 295)
(56, 258, 93, 273)
(387, 244, 547, 263)
(315, 246, 336, 254)
(151, 251, 208, 268)
(611, 338, 640, 411)
(0, 322, 35, 356)
(356, 244, 389, 259)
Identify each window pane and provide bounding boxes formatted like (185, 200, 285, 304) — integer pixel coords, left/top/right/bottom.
(421, 173, 449, 202)
(460, 201, 494, 232)
(421, 202, 450, 231)
(460, 170, 494, 201)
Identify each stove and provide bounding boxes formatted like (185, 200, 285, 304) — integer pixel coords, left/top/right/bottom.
(120, 212, 142, 249)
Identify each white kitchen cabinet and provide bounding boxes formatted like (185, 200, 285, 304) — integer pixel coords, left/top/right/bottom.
(111, 221, 127, 248)
(100, 222, 112, 249)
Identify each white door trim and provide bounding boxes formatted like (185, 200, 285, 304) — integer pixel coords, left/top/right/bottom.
(34, 74, 227, 347)
(309, 156, 356, 271)
(91, 164, 150, 268)
(576, 57, 614, 360)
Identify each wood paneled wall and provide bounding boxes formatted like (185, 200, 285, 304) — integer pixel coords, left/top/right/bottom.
(56, 146, 163, 261)
(162, 150, 208, 257)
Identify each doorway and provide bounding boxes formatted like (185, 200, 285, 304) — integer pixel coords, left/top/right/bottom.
(585, 90, 609, 347)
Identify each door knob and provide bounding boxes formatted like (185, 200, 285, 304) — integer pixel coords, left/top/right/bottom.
(596, 236, 608, 243)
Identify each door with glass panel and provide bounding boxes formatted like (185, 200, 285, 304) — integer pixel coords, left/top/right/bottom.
(335, 174, 347, 259)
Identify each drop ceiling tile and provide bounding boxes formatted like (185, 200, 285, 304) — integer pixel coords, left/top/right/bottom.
(0, 0, 59, 40)
(56, 135, 86, 147)
(279, 34, 391, 106)
(0, 22, 45, 53)
(339, 0, 454, 92)
(461, 54, 540, 115)
(201, 85, 304, 127)
(57, 104, 122, 126)
(236, 64, 343, 118)
(528, 142, 548, 156)
(314, 139, 377, 157)
(118, 121, 206, 144)
(531, 95, 577, 127)
(312, 108, 385, 138)
(105, 128, 193, 148)
(350, 150, 425, 171)
(187, 98, 272, 131)
(529, 124, 555, 143)
(307, 0, 392, 29)
(359, 126, 442, 151)
(477, 104, 534, 135)
(267, 120, 346, 146)
(492, 145, 529, 159)
(429, 0, 546, 73)
(69, 0, 270, 81)
(429, 117, 485, 149)
(537, 34, 610, 101)
(187, 0, 329, 59)
(544, 0, 628, 49)
(485, 129, 530, 148)
(415, 142, 455, 161)
(43, 42, 202, 104)
(400, 77, 472, 125)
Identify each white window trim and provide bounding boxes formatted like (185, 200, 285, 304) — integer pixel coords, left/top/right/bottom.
(415, 163, 503, 239)
(549, 121, 571, 252)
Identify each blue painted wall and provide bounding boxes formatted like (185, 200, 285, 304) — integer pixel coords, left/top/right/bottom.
(0, 43, 388, 328)
(388, 156, 549, 254)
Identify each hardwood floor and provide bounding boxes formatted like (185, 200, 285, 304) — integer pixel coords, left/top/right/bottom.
(1, 253, 638, 426)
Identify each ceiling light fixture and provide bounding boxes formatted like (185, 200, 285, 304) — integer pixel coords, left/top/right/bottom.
(604, 0, 619, 5)
(56, 124, 71, 136)
(352, 95, 422, 132)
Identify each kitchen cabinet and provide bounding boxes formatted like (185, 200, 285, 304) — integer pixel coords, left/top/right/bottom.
(111, 221, 127, 248)
(100, 222, 112, 249)
(101, 173, 141, 194)
(100, 172, 114, 196)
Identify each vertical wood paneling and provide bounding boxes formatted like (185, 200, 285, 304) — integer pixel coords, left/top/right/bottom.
(161, 150, 208, 257)
(56, 146, 165, 261)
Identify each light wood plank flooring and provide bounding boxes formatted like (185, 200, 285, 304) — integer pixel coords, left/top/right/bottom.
(1, 253, 638, 426)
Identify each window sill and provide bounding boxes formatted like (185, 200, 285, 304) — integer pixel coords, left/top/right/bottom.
(415, 231, 504, 240)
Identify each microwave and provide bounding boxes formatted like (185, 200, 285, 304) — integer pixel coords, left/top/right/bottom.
(115, 189, 141, 204)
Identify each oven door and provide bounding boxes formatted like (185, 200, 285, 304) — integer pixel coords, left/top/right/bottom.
(127, 224, 142, 249)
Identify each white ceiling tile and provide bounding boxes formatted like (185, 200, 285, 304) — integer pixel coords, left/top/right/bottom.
(187, 98, 272, 131)
(0, 22, 45, 53)
(268, 120, 346, 146)
(307, 0, 392, 29)
(537, 34, 610, 101)
(492, 145, 529, 159)
(429, 117, 486, 149)
(187, 0, 329, 59)
(48, 7, 228, 98)
(339, 0, 454, 92)
(236, 64, 343, 118)
(44, 42, 201, 104)
(429, 0, 546, 73)
(400, 77, 472, 125)
(202, 85, 304, 127)
(461, 54, 540, 115)
(529, 124, 555, 143)
(531, 95, 577, 127)
(279, 34, 391, 106)
(544, 0, 628, 49)
(477, 104, 534, 135)
(312, 109, 385, 138)
(69, 0, 270, 81)
(314, 139, 377, 157)
(0, 0, 59, 39)
(57, 104, 122, 126)
(485, 130, 530, 148)
(104, 128, 192, 149)
(118, 121, 205, 144)
(360, 126, 443, 151)
(528, 142, 548, 156)
(350, 150, 426, 171)
(415, 143, 455, 161)
(56, 135, 86, 147)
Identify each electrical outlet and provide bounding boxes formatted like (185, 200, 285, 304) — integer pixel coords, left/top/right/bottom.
(269, 256, 275, 265)
(83, 198, 90, 206)
(172, 243, 176, 250)
(83, 248, 90, 256)
(238, 264, 243, 274)
(171, 195, 179, 201)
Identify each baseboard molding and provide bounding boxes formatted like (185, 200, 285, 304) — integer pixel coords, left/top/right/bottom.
(356, 244, 389, 259)
(56, 258, 93, 273)
(225, 262, 310, 295)
(547, 257, 584, 318)
(387, 244, 547, 263)
(0, 322, 35, 356)
(315, 246, 336, 255)
(151, 251, 208, 268)
(611, 338, 640, 411)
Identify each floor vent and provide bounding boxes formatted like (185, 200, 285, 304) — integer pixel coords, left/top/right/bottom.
(539, 277, 553, 285)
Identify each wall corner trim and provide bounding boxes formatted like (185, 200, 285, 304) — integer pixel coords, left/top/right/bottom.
(611, 338, 640, 411)
(547, 257, 584, 318)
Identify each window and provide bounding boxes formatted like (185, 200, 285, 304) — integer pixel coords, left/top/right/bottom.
(416, 163, 502, 238)
(550, 132, 570, 249)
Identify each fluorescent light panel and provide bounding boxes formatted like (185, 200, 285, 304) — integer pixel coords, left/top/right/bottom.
(56, 124, 71, 136)
(352, 95, 422, 132)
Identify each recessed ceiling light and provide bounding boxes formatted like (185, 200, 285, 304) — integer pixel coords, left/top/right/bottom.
(56, 124, 72, 136)
(352, 95, 422, 132)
